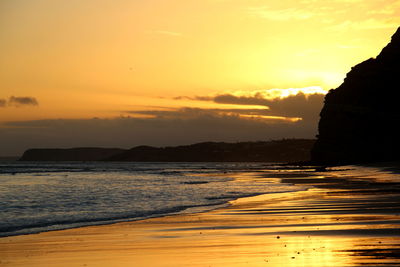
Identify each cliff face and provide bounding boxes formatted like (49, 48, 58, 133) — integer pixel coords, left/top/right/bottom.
(312, 27, 400, 165)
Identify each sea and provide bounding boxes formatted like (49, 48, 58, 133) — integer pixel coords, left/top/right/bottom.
(0, 161, 311, 237)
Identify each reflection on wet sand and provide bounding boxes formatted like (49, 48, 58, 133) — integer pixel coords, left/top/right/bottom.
(1, 165, 400, 266)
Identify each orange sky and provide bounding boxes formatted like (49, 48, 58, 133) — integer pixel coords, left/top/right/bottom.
(0, 0, 399, 155)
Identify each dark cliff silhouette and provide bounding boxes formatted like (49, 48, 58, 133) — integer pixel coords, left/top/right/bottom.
(19, 139, 315, 162)
(312, 27, 400, 165)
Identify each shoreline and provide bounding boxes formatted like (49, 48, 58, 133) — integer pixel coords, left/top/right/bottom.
(0, 200, 232, 239)
(1, 166, 400, 266)
(0, 166, 308, 239)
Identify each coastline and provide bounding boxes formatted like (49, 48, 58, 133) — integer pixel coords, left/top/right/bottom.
(0, 163, 306, 239)
(1, 165, 400, 266)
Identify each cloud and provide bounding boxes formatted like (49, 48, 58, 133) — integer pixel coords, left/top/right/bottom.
(372, 3, 400, 16)
(213, 94, 271, 106)
(330, 18, 400, 31)
(175, 87, 327, 122)
(264, 92, 325, 120)
(7, 96, 39, 107)
(247, 1, 400, 31)
(175, 94, 271, 106)
(0, 88, 325, 155)
(0, 99, 6, 107)
(173, 96, 213, 101)
(126, 107, 303, 122)
(0, 110, 318, 156)
(213, 92, 324, 121)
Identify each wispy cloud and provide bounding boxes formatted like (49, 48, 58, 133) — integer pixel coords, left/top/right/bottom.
(179, 87, 327, 101)
(247, 0, 400, 31)
(125, 107, 303, 122)
(330, 18, 400, 31)
(173, 87, 327, 122)
(0, 96, 39, 107)
(8, 96, 39, 107)
(247, 6, 314, 21)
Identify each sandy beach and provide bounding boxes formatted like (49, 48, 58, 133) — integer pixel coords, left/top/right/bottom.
(1, 166, 400, 267)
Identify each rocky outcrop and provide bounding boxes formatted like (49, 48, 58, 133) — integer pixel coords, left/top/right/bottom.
(312, 27, 400, 165)
(19, 148, 126, 161)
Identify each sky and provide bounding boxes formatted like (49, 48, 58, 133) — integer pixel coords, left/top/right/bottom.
(1, 0, 399, 156)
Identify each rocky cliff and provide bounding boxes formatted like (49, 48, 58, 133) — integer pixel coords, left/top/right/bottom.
(312, 27, 400, 165)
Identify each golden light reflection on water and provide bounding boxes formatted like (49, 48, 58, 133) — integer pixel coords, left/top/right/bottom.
(2, 196, 399, 267)
(1, 167, 400, 266)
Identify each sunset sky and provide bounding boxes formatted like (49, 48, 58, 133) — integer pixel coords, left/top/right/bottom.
(1, 0, 399, 156)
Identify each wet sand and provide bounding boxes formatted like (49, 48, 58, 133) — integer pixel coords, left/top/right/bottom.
(1, 166, 400, 266)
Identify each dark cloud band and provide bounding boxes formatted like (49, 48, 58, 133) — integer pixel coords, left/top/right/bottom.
(8, 96, 39, 107)
(0, 96, 39, 107)
(175, 91, 325, 121)
(0, 111, 317, 156)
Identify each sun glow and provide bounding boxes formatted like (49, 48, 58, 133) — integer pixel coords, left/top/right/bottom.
(225, 86, 328, 100)
(239, 114, 303, 122)
(275, 86, 328, 99)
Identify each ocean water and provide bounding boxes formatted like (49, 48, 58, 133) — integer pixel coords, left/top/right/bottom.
(0, 161, 307, 237)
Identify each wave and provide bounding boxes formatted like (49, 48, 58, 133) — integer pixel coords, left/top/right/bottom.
(0, 202, 228, 238)
(0, 162, 309, 238)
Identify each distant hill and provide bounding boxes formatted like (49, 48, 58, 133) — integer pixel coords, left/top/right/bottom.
(19, 148, 126, 161)
(107, 139, 315, 162)
(0, 156, 20, 161)
(19, 139, 315, 163)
